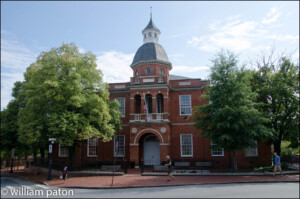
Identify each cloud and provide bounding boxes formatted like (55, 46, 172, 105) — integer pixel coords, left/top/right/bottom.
(188, 16, 258, 52)
(96, 51, 134, 83)
(188, 9, 298, 53)
(1, 38, 39, 110)
(171, 65, 210, 80)
(262, 7, 281, 24)
(172, 65, 209, 72)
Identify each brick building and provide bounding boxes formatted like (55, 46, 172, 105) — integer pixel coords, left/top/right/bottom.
(53, 18, 271, 170)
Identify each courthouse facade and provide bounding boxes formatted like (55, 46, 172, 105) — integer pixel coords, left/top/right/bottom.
(53, 18, 271, 169)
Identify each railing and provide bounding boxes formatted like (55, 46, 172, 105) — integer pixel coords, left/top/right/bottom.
(130, 113, 169, 122)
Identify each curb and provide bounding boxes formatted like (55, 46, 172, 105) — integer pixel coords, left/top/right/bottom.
(61, 180, 299, 189)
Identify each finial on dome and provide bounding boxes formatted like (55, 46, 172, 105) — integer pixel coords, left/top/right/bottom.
(150, 6, 152, 20)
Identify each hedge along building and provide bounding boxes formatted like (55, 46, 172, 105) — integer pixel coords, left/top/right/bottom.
(52, 16, 271, 170)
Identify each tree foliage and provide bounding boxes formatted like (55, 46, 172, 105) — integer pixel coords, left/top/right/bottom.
(192, 50, 271, 170)
(250, 50, 299, 155)
(1, 81, 29, 158)
(18, 43, 122, 154)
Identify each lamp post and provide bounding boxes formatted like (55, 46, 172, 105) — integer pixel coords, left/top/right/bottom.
(47, 138, 56, 181)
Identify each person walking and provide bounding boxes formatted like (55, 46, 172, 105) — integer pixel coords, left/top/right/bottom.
(273, 152, 283, 176)
(62, 166, 68, 180)
(165, 155, 174, 181)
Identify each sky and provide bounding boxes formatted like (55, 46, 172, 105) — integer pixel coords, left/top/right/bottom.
(1, 1, 299, 110)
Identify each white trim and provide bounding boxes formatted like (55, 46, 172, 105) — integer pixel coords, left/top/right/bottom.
(143, 78, 155, 83)
(172, 123, 195, 126)
(87, 138, 98, 157)
(115, 97, 125, 117)
(58, 144, 68, 157)
(180, 134, 193, 157)
(211, 141, 224, 157)
(114, 135, 125, 157)
(134, 128, 164, 144)
(130, 143, 139, 146)
(179, 95, 192, 116)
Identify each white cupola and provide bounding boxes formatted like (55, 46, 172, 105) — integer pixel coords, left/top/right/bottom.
(142, 13, 161, 44)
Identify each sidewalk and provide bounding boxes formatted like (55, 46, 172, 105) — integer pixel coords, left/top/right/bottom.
(2, 169, 299, 189)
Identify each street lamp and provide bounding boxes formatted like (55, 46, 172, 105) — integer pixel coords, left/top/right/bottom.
(47, 138, 56, 181)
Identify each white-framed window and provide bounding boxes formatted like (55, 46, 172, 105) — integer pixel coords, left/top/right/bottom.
(148, 32, 152, 37)
(245, 140, 258, 157)
(179, 95, 192, 115)
(115, 98, 125, 117)
(87, 138, 98, 157)
(59, 144, 68, 157)
(180, 134, 193, 157)
(135, 70, 139, 76)
(114, 135, 125, 157)
(211, 141, 224, 156)
(144, 34, 146, 38)
(154, 33, 157, 38)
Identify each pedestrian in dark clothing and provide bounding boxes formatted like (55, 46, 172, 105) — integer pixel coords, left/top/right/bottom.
(62, 166, 68, 180)
(165, 155, 174, 181)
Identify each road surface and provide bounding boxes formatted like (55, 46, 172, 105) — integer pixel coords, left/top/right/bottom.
(1, 176, 299, 198)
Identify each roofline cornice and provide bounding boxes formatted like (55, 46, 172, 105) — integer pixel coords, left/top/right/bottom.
(128, 83, 171, 90)
(130, 60, 172, 70)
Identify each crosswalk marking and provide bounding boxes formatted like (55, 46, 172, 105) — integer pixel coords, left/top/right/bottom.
(6, 186, 16, 190)
(21, 185, 34, 190)
(35, 184, 49, 189)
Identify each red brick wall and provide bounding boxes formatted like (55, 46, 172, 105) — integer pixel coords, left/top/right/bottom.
(53, 63, 271, 170)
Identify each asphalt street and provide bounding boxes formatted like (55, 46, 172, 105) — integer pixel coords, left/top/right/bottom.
(1, 176, 299, 198)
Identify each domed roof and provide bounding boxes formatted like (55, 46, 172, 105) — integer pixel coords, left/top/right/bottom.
(130, 42, 171, 68)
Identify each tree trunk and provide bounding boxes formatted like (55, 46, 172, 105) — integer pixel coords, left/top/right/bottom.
(40, 148, 45, 159)
(274, 140, 282, 156)
(233, 150, 237, 171)
(33, 149, 37, 164)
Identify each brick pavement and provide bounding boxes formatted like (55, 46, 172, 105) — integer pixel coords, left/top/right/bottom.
(2, 170, 299, 188)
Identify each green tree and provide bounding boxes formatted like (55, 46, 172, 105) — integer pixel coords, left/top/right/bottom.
(18, 43, 122, 169)
(1, 81, 30, 159)
(251, 52, 299, 155)
(192, 50, 270, 170)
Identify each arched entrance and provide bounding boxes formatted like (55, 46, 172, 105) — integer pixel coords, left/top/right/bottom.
(139, 133, 160, 166)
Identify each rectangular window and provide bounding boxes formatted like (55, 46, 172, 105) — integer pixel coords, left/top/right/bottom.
(59, 144, 68, 157)
(179, 95, 192, 115)
(87, 138, 98, 157)
(211, 141, 224, 156)
(245, 140, 258, 157)
(114, 135, 125, 157)
(180, 134, 193, 157)
(115, 98, 125, 117)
